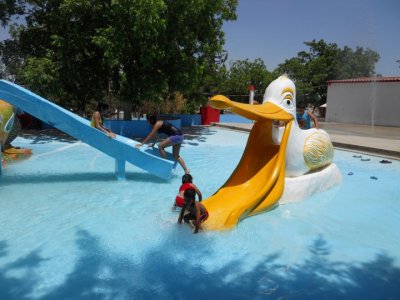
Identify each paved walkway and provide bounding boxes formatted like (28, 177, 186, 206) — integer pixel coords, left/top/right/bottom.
(213, 122, 400, 159)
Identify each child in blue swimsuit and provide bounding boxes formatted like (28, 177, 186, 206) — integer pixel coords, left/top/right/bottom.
(297, 106, 319, 129)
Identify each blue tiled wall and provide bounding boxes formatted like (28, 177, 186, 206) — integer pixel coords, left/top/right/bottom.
(40, 113, 251, 138)
(104, 118, 182, 138)
(163, 114, 201, 127)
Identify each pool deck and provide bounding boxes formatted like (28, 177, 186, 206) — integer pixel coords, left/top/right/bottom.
(212, 122, 400, 159)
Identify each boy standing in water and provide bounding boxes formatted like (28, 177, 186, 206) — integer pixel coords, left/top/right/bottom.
(178, 189, 208, 234)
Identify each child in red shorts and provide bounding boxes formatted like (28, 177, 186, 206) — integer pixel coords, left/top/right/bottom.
(173, 174, 202, 209)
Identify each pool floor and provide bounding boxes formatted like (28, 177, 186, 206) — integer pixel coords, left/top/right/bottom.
(0, 127, 399, 299)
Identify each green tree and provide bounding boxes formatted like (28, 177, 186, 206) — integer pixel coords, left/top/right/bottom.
(0, 0, 24, 26)
(50, 0, 112, 113)
(275, 39, 380, 107)
(19, 56, 63, 103)
(94, 0, 237, 119)
(219, 58, 272, 103)
(0, 57, 7, 78)
(1, 0, 113, 113)
(2, 0, 237, 117)
(93, 0, 169, 119)
(336, 46, 380, 79)
(275, 39, 340, 106)
(202, 62, 228, 97)
(0, 26, 25, 78)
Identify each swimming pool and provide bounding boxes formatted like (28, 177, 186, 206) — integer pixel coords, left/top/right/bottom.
(0, 127, 399, 299)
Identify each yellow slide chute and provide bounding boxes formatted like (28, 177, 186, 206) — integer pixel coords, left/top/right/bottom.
(202, 95, 293, 230)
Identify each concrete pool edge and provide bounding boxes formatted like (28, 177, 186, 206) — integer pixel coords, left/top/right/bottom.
(212, 122, 400, 160)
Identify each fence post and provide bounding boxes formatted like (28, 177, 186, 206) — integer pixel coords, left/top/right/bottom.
(249, 85, 255, 105)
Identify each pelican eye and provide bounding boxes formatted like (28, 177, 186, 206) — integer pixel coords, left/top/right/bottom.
(282, 94, 294, 108)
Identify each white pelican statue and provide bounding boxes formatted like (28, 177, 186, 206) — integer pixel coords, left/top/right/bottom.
(202, 75, 341, 230)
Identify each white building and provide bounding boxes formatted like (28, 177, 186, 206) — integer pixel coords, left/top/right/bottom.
(326, 77, 400, 127)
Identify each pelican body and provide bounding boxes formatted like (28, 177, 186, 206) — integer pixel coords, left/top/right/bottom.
(203, 75, 341, 230)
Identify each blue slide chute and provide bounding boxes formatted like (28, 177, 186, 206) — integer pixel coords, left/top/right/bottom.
(0, 80, 176, 179)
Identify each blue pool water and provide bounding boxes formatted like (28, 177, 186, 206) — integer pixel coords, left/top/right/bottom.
(0, 127, 399, 300)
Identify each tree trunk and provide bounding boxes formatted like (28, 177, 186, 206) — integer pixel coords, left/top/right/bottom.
(122, 100, 132, 120)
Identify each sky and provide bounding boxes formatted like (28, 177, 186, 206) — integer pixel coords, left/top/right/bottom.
(1, 0, 399, 76)
(222, 0, 400, 76)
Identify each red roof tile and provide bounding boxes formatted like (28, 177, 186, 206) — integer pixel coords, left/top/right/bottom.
(327, 77, 400, 84)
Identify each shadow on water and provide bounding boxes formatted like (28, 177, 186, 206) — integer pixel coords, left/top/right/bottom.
(0, 172, 168, 186)
(136, 126, 219, 147)
(19, 129, 77, 144)
(182, 126, 219, 145)
(0, 231, 399, 300)
(17, 126, 219, 147)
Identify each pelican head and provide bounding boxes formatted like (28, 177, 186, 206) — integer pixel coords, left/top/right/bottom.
(263, 75, 297, 120)
(209, 75, 294, 124)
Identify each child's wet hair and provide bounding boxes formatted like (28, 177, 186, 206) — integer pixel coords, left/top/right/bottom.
(146, 113, 158, 125)
(182, 174, 193, 184)
(96, 102, 108, 111)
(183, 188, 196, 204)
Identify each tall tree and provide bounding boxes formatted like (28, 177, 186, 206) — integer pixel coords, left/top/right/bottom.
(2, 0, 237, 117)
(0, 0, 24, 26)
(0, 1, 113, 113)
(94, 0, 169, 119)
(219, 58, 272, 102)
(275, 39, 380, 107)
(94, 0, 237, 119)
(336, 46, 380, 79)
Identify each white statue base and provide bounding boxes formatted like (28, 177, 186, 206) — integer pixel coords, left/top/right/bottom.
(279, 163, 342, 204)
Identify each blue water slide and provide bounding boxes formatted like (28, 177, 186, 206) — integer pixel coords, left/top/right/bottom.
(0, 80, 176, 179)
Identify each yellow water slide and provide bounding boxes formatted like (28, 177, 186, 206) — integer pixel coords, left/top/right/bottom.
(202, 95, 293, 230)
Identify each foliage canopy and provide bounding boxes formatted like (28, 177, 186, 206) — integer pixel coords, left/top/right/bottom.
(0, 0, 238, 117)
(275, 39, 380, 106)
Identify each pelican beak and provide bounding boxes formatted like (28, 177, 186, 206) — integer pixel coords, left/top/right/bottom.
(209, 95, 293, 122)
